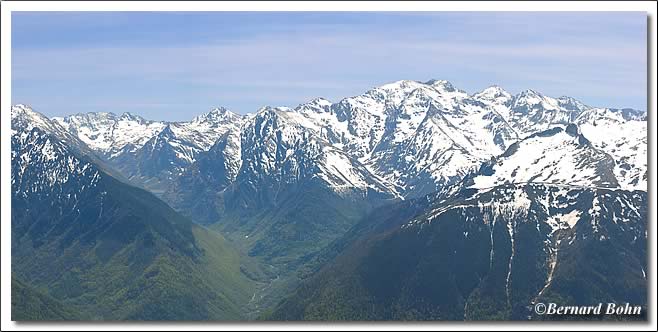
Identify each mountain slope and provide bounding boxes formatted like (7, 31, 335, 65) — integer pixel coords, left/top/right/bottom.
(162, 131, 242, 224)
(268, 184, 647, 320)
(12, 277, 84, 321)
(11, 106, 257, 320)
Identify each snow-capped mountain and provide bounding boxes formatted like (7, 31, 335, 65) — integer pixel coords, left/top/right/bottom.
(167, 106, 401, 223)
(12, 105, 127, 180)
(238, 107, 398, 198)
(281, 80, 504, 198)
(505, 89, 578, 136)
(54, 111, 167, 158)
(576, 108, 648, 190)
(55, 107, 245, 192)
(273, 80, 645, 198)
(54, 107, 243, 158)
(12, 108, 102, 204)
(317, 79, 469, 161)
(13, 104, 99, 156)
(49, 79, 647, 201)
(180, 107, 245, 150)
(473, 85, 513, 105)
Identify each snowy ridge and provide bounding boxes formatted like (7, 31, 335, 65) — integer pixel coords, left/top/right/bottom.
(54, 107, 244, 159)
(470, 125, 620, 190)
(12, 107, 103, 203)
(54, 112, 167, 157)
(13, 104, 85, 146)
(13, 78, 647, 202)
(170, 107, 244, 151)
(53, 106, 245, 191)
(506, 89, 578, 136)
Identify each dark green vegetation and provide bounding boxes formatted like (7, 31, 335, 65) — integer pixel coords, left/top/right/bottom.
(12, 277, 84, 320)
(11, 127, 258, 320)
(208, 181, 382, 316)
(268, 185, 647, 321)
(215, 181, 371, 268)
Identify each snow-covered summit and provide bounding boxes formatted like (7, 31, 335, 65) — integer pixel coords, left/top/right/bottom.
(425, 79, 459, 92)
(191, 107, 240, 123)
(473, 86, 512, 104)
(12, 104, 65, 134)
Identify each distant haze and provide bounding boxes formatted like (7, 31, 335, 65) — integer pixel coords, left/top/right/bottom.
(12, 12, 646, 121)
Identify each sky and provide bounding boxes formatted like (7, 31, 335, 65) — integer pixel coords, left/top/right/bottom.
(12, 11, 647, 121)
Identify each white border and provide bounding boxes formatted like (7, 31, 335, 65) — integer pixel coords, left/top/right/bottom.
(1, 1, 656, 331)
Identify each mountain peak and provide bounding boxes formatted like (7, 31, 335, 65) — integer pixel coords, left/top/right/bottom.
(256, 106, 291, 115)
(473, 85, 512, 101)
(192, 107, 236, 123)
(557, 96, 590, 112)
(209, 106, 229, 115)
(309, 97, 331, 106)
(119, 112, 145, 122)
(557, 95, 577, 102)
(512, 89, 555, 108)
(11, 104, 60, 134)
(373, 80, 426, 95)
(482, 85, 506, 93)
(11, 104, 36, 119)
(158, 124, 176, 138)
(57, 111, 120, 125)
(425, 79, 457, 92)
(11, 104, 52, 121)
(295, 97, 332, 113)
(518, 89, 542, 97)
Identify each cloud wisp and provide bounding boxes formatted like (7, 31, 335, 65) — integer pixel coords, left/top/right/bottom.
(11, 12, 646, 120)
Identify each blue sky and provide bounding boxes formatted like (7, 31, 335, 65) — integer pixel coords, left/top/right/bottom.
(12, 12, 647, 121)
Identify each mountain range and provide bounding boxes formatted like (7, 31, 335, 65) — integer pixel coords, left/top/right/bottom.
(11, 79, 648, 320)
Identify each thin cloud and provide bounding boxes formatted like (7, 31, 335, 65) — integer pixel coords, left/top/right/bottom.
(11, 12, 646, 120)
